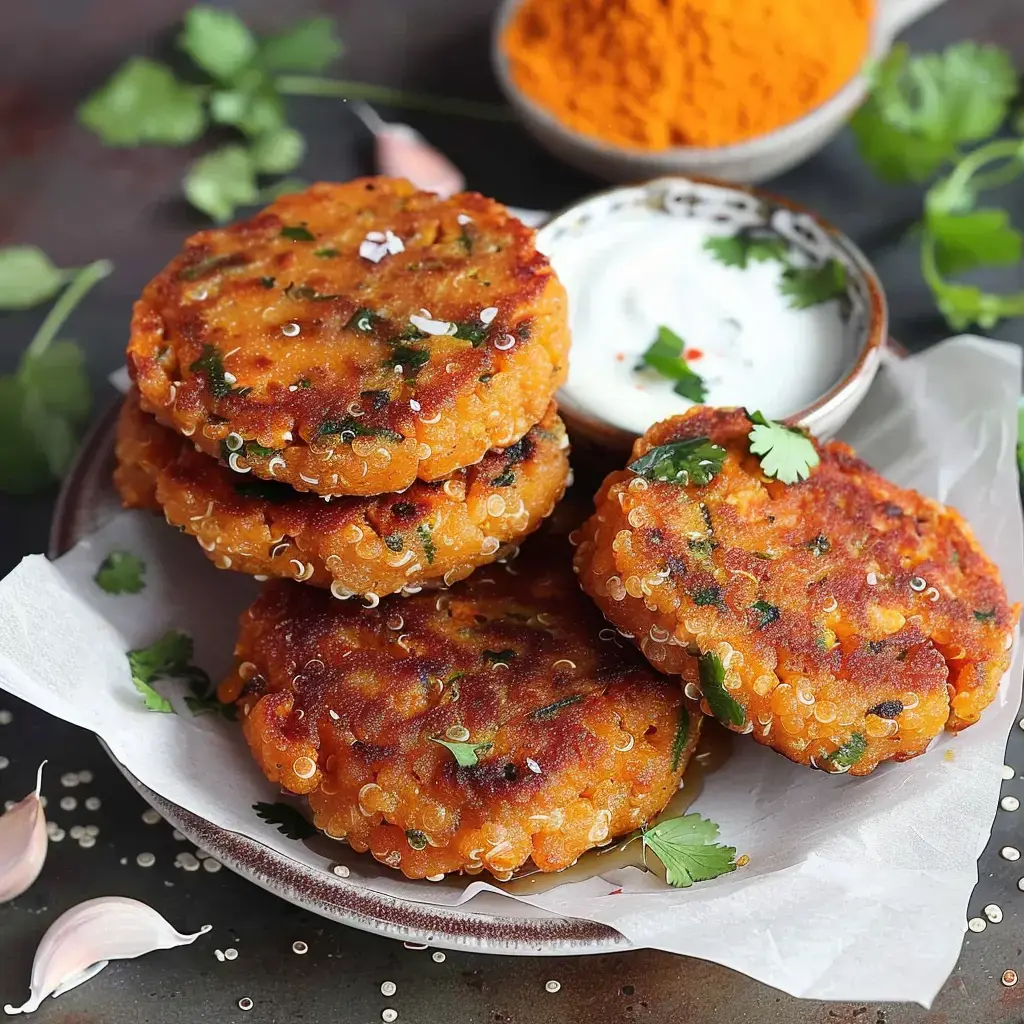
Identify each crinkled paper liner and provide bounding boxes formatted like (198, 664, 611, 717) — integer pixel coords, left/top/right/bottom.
(1, 336, 1020, 1004)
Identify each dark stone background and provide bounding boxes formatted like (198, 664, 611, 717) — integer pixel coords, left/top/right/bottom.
(0, 2, 1022, 1021)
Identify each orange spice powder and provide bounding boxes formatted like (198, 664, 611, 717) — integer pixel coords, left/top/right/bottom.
(502, 0, 875, 150)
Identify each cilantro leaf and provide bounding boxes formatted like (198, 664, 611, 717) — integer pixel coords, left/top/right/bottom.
(628, 438, 726, 487)
(973, 608, 997, 623)
(926, 208, 1023, 277)
(823, 733, 867, 769)
(189, 344, 234, 398)
(251, 126, 306, 174)
(637, 325, 708, 403)
(416, 523, 436, 564)
(253, 801, 317, 840)
(184, 145, 259, 223)
(531, 693, 586, 719)
(210, 81, 286, 137)
(851, 43, 1018, 183)
(78, 57, 206, 147)
(1018, 397, 1024, 478)
(386, 345, 430, 374)
(315, 418, 403, 443)
(259, 17, 343, 73)
(0, 247, 74, 310)
(641, 813, 737, 888)
(747, 411, 819, 485)
(697, 651, 745, 728)
(750, 600, 780, 628)
(703, 232, 788, 269)
(179, 5, 257, 83)
(670, 706, 690, 773)
(95, 551, 146, 595)
(281, 224, 316, 241)
(430, 737, 493, 767)
(126, 630, 198, 714)
(779, 259, 847, 309)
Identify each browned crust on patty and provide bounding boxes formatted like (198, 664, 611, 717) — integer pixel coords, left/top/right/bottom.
(219, 536, 702, 879)
(115, 390, 570, 600)
(128, 178, 569, 496)
(573, 407, 1018, 776)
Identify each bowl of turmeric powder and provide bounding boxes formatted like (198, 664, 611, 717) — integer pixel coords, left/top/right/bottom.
(494, 0, 946, 183)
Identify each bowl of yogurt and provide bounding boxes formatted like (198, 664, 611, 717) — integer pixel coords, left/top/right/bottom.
(537, 176, 887, 453)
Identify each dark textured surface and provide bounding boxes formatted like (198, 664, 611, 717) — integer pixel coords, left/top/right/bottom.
(1, 1, 1023, 1021)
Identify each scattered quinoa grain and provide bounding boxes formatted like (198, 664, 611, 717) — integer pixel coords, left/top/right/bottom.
(1003, 970, 1018, 987)
(69, 825, 85, 839)
(172, 829, 187, 841)
(224, 947, 238, 961)
(0, 710, 12, 724)
(141, 808, 161, 824)
(176, 852, 201, 871)
(202, 857, 222, 873)
(380, 981, 397, 996)
(967, 917, 987, 932)
(382, 1010, 398, 1023)
(403, 942, 428, 950)
(1001, 796, 1020, 812)
(60, 772, 78, 787)
(238, 997, 253, 1011)
(545, 980, 561, 993)
(333, 864, 350, 878)
(292, 941, 309, 955)
(84, 824, 100, 837)
(0, 757, 8, 771)
(49, 828, 66, 842)
(78, 835, 96, 849)
(431, 951, 446, 963)
(1003, 764, 1016, 780)
(214, 949, 226, 962)
(136, 851, 156, 868)
(984, 904, 1003, 923)
(77, 770, 93, 783)
(1001, 847, 1021, 861)
(84, 796, 101, 811)
(59, 796, 77, 811)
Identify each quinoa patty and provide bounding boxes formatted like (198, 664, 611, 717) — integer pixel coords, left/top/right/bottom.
(128, 178, 569, 497)
(115, 390, 570, 601)
(574, 407, 1018, 776)
(219, 537, 701, 880)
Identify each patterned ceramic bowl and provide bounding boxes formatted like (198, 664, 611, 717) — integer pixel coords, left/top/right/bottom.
(536, 176, 888, 454)
(491, 0, 946, 184)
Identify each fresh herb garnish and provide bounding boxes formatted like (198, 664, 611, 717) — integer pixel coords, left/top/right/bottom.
(259, 275, 276, 288)
(670, 706, 690, 773)
(697, 651, 745, 728)
(253, 801, 317, 840)
(94, 551, 146, 595)
(189, 343, 235, 397)
(482, 649, 516, 667)
(687, 539, 716, 559)
(316, 418, 403, 443)
(0, 253, 111, 494)
(284, 282, 339, 301)
(637, 325, 707, 402)
(636, 812, 738, 888)
(974, 608, 997, 623)
(747, 410, 819, 485)
(453, 321, 488, 346)
(280, 224, 316, 241)
(807, 534, 830, 557)
(416, 523, 436, 564)
(692, 586, 721, 607)
(750, 600, 780, 628)
(703, 232, 788, 269)
(386, 345, 430, 374)
(430, 737, 493, 767)
(823, 733, 867, 769)
(491, 468, 516, 488)
(347, 307, 381, 332)
(531, 693, 586, 719)
(384, 533, 404, 552)
(126, 630, 207, 714)
(779, 259, 848, 310)
(78, 7, 509, 223)
(314, 247, 340, 258)
(405, 829, 428, 850)
(628, 438, 726, 487)
(178, 253, 244, 281)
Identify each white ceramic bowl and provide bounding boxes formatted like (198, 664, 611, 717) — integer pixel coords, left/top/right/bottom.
(536, 176, 888, 454)
(492, 0, 946, 184)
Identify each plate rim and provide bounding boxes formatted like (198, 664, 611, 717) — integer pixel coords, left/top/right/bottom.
(49, 398, 632, 956)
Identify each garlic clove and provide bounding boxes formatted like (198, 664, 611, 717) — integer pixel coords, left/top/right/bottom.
(0, 762, 47, 904)
(352, 102, 465, 198)
(4, 896, 211, 1015)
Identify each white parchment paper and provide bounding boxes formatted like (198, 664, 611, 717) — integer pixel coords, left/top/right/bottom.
(1, 335, 1021, 1004)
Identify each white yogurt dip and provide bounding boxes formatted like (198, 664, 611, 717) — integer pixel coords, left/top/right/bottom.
(544, 208, 852, 437)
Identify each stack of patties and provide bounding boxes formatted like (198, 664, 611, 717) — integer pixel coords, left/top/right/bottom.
(115, 178, 572, 599)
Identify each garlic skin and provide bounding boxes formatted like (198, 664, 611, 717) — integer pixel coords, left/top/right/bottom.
(0, 762, 47, 904)
(4, 897, 211, 1015)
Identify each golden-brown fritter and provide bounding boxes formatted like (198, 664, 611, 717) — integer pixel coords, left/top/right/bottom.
(128, 178, 569, 497)
(219, 537, 702, 880)
(115, 390, 570, 601)
(574, 407, 1018, 776)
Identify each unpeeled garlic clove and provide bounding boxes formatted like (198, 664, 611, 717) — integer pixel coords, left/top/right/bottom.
(353, 103, 465, 198)
(4, 896, 211, 1015)
(0, 762, 47, 904)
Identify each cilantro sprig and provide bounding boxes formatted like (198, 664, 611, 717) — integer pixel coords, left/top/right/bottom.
(747, 411, 819, 485)
(79, 5, 510, 222)
(94, 551, 146, 595)
(0, 251, 112, 494)
(430, 737, 493, 767)
(852, 42, 1024, 329)
(628, 438, 726, 487)
(630, 812, 738, 889)
(126, 630, 219, 716)
(253, 801, 317, 840)
(636, 325, 707, 402)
